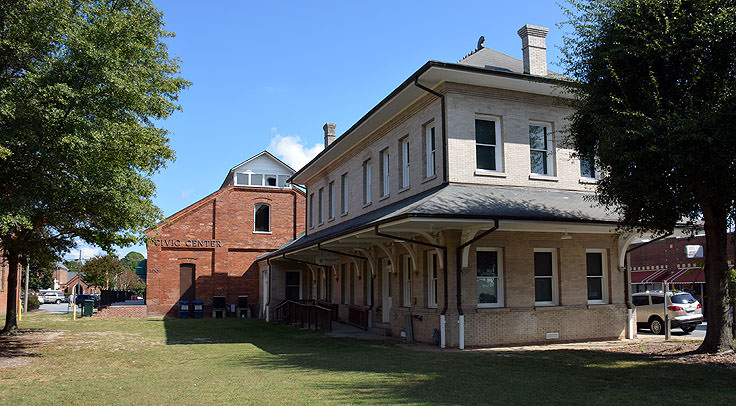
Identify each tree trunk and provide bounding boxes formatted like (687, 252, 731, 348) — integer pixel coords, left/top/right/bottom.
(697, 207, 734, 354)
(1, 252, 20, 335)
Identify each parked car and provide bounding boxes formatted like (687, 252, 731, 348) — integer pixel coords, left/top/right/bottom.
(73, 294, 100, 308)
(633, 291, 703, 334)
(40, 291, 66, 304)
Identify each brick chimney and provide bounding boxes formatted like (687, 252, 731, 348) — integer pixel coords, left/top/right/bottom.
(323, 123, 336, 148)
(517, 24, 549, 76)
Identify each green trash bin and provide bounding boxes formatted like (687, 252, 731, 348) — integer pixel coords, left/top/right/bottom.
(83, 299, 94, 317)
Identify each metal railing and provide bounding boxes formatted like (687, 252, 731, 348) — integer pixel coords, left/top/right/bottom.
(100, 290, 134, 309)
(317, 300, 339, 321)
(348, 305, 370, 330)
(274, 300, 332, 331)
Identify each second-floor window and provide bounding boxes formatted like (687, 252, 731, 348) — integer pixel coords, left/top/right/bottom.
(529, 123, 554, 176)
(328, 181, 335, 220)
(341, 173, 348, 214)
(425, 124, 436, 178)
(308, 193, 314, 228)
(318, 187, 324, 224)
(475, 118, 502, 171)
(254, 204, 270, 232)
(363, 159, 372, 205)
(580, 155, 599, 179)
(400, 137, 410, 189)
(380, 148, 389, 198)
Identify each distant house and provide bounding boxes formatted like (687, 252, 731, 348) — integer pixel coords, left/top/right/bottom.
(257, 25, 653, 348)
(61, 272, 99, 295)
(145, 151, 306, 317)
(53, 262, 68, 290)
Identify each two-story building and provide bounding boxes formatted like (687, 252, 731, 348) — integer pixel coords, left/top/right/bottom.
(146, 151, 305, 317)
(258, 25, 641, 348)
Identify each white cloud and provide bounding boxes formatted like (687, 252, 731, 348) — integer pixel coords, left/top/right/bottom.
(63, 240, 103, 261)
(268, 132, 323, 170)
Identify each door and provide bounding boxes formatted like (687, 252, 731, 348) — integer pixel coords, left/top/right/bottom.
(262, 271, 269, 314)
(179, 264, 195, 301)
(285, 271, 301, 301)
(381, 258, 392, 323)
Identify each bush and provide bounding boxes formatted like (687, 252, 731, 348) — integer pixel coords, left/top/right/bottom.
(26, 295, 40, 311)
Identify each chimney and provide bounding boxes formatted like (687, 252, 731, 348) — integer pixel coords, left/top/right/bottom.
(323, 123, 336, 148)
(517, 24, 549, 76)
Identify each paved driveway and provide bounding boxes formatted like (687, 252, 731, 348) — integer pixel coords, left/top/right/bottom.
(38, 302, 76, 314)
(637, 322, 706, 339)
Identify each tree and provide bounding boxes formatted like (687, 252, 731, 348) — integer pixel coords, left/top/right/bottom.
(121, 251, 145, 272)
(559, 0, 736, 353)
(117, 268, 145, 295)
(0, 0, 189, 334)
(63, 259, 81, 275)
(81, 255, 124, 290)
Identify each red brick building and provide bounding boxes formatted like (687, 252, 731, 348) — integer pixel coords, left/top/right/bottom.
(146, 152, 305, 317)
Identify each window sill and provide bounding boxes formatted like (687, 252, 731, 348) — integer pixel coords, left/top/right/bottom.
(534, 303, 559, 309)
(579, 177, 599, 185)
(398, 186, 410, 194)
(475, 169, 507, 178)
(362, 202, 372, 209)
(477, 304, 506, 310)
(529, 173, 558, 182)
(327, 217, 335, 223)
(422, 175, 438, 184)
(340, 211, 349, 217)
(586, 301, 610, 307)
(379, 194, 390, 202)
(253, 231, 272, 235)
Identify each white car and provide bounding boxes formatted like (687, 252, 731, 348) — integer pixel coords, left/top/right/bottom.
(633, 291, 703, 334)
(40, 291, 66, 304)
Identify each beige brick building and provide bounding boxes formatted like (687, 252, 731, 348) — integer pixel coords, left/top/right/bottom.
(259, 25, 641, 348)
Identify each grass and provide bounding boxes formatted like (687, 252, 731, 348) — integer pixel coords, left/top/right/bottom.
(1, 313, 735, 405)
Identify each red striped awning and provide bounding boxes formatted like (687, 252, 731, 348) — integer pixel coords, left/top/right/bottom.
(664, 268, 705, 283)
(631, 269, 667, 283)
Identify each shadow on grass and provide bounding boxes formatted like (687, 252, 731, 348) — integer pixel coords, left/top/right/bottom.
(163, 318, 736, 405)
(0, 329, 48, 360)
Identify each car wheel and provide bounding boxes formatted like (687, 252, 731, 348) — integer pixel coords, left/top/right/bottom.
(681, 325, 696, 334)
(55, 299, 61, 304)
(649, 317, 664, 335)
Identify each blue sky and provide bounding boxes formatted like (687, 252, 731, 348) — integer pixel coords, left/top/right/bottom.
(67, 0, 569, 260)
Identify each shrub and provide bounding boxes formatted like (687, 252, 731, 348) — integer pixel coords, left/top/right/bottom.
(27, 295, 40, 311)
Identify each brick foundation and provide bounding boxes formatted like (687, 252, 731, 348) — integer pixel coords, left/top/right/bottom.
(93, 305, 147, 319)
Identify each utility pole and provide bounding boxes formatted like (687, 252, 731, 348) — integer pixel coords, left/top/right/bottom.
(23, 257, 29, 313)
(664, 281, 671, 340)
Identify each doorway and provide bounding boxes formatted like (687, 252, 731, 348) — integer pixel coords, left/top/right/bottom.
(285, 271, 301, 301)
(381, 258, 392, 323)
(179, 263, 195, 301)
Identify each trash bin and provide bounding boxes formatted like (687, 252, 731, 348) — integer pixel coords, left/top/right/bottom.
(192, 301, 203, 319)
(82, 299, 94, 317)
(178, 300, 190, 319)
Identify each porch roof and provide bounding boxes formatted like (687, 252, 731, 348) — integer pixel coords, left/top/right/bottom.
(259, 183, 618, 260)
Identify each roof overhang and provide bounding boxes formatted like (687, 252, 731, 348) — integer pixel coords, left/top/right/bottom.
(291, 62, 574, 185)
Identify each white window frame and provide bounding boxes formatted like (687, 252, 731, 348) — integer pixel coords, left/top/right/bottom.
(328, 181, 335, 220)
(586, 249, 608, 304)
(308, 193, 314, 228)
(402, 255, 412, 307)
(579, 155, 600, 180)
(400, 136, 410, 189)
(477, 247, 504, 308)
(253, 203, 271, 233)
(427, 251, 438, 308)
(340, 173, 349, 214)
(533, 248, 558, 306)
(475, 116, 503, 173)
(425, 124, 436, 178)
(318, 187, 324, 225)
(380, 148, 390, 198)
(529, 122, 555, 176)
(363, 159, 372, 205)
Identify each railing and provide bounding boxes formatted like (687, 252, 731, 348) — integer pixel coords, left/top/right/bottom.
(348, 305, 370, 330)
(274, 300, 332, 332)
(317, 300, 339, 321)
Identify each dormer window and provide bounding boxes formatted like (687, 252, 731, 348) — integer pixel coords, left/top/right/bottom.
(234, 172, 290, 188)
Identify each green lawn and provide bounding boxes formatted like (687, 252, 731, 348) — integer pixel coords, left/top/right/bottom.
(1, 313, 733, 405)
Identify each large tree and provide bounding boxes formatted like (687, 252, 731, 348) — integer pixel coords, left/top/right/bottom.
(0, 0, 189, 334)
(81, 254, 123, 290)
(560, 0, 736, 353)
(121, 251, 145, 272)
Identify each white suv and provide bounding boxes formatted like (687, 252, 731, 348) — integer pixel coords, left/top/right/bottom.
(632, 291, 703, 334)
(40, 291, 66, 304)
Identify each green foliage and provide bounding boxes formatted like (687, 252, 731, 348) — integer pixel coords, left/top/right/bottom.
(81, 254, 124, 290)
(121, 251, 145, 272)
(25, 295, 39, 311)
(63, 259, 81, 274)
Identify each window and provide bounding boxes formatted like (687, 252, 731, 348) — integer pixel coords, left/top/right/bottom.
(318, 187, 324, 224)
(349, 263, 356, 305)
(308, 193, 314, 228)
(320, 269, 327, 300)
(529, 123, 554, 175)
(477, 248, 503, 307)
(379, 148, 389, 198)
(340, 264, 347, 305)
(265, 175, 277, 186)
(580, 155, 598, 179)
(251, 173, 263, 186)
(254, 204, 270, 232)
(400, 137, 410, 188)
(328, 181, 335, 220)
(427, 251, 438, 308)
(402, 255, 412, 307)
(586, 250, 607, 304)
(235, 172, 289, 188)
(652, 295, 665, 305)
(475, 118, 502, 171)
(632, 295, 649, 306)
(340, 173, 348, 214)
(363, 159, 372, 205)
(425, 124, 436, 178)
(534, 249, 558, 306)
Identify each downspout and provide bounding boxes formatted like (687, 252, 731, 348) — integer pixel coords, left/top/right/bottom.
(374, 224, 448, 348)
(413, 78, 448, 184)
(455, 219, 500, 349)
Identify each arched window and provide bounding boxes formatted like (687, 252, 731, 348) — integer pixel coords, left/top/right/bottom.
(254, 204, 270, 232)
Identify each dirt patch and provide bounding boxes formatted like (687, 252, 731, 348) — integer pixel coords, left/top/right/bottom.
(0, 330, 63, 369)
(598, 340, 736, 369)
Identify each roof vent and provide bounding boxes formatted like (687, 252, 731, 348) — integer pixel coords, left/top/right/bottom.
(517, 24, 549, 76)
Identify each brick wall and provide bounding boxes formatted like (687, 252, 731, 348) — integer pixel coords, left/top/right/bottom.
(93, 305, 147, 318)
(629, 233, 735, 270)
(146, 185, 305, 317)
